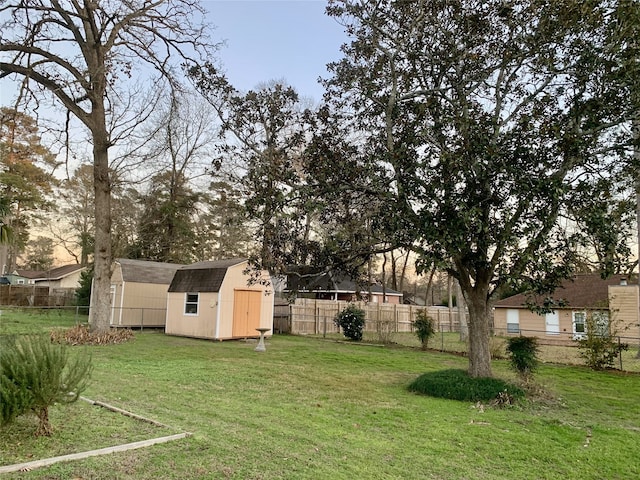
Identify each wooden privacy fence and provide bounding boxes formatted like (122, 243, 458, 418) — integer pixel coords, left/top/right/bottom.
(286, 298, 463, 335)
(0, 285, 76, 307)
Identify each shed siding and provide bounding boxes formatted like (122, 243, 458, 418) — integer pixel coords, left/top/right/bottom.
(166, 291, 218, 339)
(216, 263, 273, 339)
(118, 282, 170, 327)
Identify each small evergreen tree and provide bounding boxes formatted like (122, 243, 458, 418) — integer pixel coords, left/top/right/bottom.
(412, 310, 436, 350)
(0, 334, 92, 436)
(334, 304, 366, 341)
(506, 336, 539, 381)
(75, 266, 93, 308)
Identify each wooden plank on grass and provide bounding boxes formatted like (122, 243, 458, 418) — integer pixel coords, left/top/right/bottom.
(0, 432, 192, 474)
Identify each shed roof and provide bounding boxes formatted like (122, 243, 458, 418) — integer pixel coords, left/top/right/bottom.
(494, 273, 632, 309)
(168, 258, 247, 293)
(116, 258, 184, 285)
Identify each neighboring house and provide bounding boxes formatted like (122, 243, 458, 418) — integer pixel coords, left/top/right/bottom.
(166, 258, 273, 341)
(109, 258, 184, 328)
(285, 268, 403, 304)
(4, 272, 31, 285)
(13, 265, 86, 288)
(494, 274, 640, 344)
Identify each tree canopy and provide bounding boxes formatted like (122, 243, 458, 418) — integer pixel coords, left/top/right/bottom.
(314, 0, 639, 377)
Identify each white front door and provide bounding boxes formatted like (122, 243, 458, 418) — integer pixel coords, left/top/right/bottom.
(545, 311, 560, 335)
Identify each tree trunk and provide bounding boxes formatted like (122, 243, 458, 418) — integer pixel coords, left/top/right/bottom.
(457, 280, 468, 342)
(635, 117, 640, 359)
(34, 406, 53, 437)
(465, 287, 493, 378)
(89, 130, 112, 333)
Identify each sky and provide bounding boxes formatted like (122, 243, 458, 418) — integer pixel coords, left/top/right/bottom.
(0, 1, 349, 107)
(202, 0, 347, 102)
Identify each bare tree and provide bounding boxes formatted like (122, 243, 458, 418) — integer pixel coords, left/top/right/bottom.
(0, 1, 216, 331)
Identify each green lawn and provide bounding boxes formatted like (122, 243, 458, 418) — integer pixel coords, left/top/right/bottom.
(1, 327, 639, 479)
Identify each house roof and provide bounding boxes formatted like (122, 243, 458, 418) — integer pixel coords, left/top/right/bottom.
(286, 268, 403, 296)
(494, 273, 632, 310)
(116, 258, 184, 285)
(16, 264, 85, 281)
(168, 258, 247, 293)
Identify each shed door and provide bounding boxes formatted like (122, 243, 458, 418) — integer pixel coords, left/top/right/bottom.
(545, 311, 560, 335)
(232, 290, 262, 337)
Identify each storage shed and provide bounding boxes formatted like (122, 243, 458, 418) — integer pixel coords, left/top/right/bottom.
(110, 258, 184, 328)
(165, 258, 273, 340)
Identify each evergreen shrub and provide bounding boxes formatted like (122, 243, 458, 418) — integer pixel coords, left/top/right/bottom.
(0, 334, 92, 436)
(334, 304, 366, 341)
(506, 336, 539, 379)
(412, 310, 436, 349)
(408, 369, 524, 402)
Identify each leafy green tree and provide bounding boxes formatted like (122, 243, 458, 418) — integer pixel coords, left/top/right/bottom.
(132, 171, 200, 263)
(188, 71, 317, 270)
(0, 335, 92, 436)
(317, 0, 638, 377)
(0, 196, 12, 244)
(0, 108, 57, 271)
(21, 236, 55, 271)
(197, 181, 253, 260)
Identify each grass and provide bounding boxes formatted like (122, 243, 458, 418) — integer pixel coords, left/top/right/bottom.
(315, 331, 640, 372)
(0, 307, 85, 335)
(1, 321, 640, 479)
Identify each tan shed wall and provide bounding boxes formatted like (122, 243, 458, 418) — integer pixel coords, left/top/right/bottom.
(609, 285, 640, 340)
(110, 263, 169, 327)
(118, 282, 170, 327)
(165, 291, 218, 339)
(216, 263, 273, 339)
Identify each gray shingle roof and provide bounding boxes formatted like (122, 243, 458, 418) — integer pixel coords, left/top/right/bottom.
(16, 264, 85, 281)
(117, 258, 184, 285)
(168, 258, 247, 293)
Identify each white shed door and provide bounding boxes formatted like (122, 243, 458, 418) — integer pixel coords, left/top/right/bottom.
(545, 311, 559, 335)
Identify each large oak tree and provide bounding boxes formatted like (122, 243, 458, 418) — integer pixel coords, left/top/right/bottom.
(0, 0, 215, 331)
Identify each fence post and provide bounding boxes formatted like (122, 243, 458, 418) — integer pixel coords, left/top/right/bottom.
(619, 336, 623, 370)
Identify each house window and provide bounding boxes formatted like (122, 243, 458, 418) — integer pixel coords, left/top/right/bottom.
(17, 279, 25, 285)
(572, 311, 586, 340)
(573, 311, 586, 333)
(185, 293, 199, 315)
(592, 311, 610, 337)
(506, 309, 520, 334)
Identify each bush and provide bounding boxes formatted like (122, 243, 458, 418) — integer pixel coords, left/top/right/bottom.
(412, 310, 436, 350)
(374, 318, 395, 344)
(408, 369, 524, 402)
(506, 336, 539, 379)
(577, 313, 628, 370)
(334, 304, 366, 341)
(0, 334, 92, 436)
